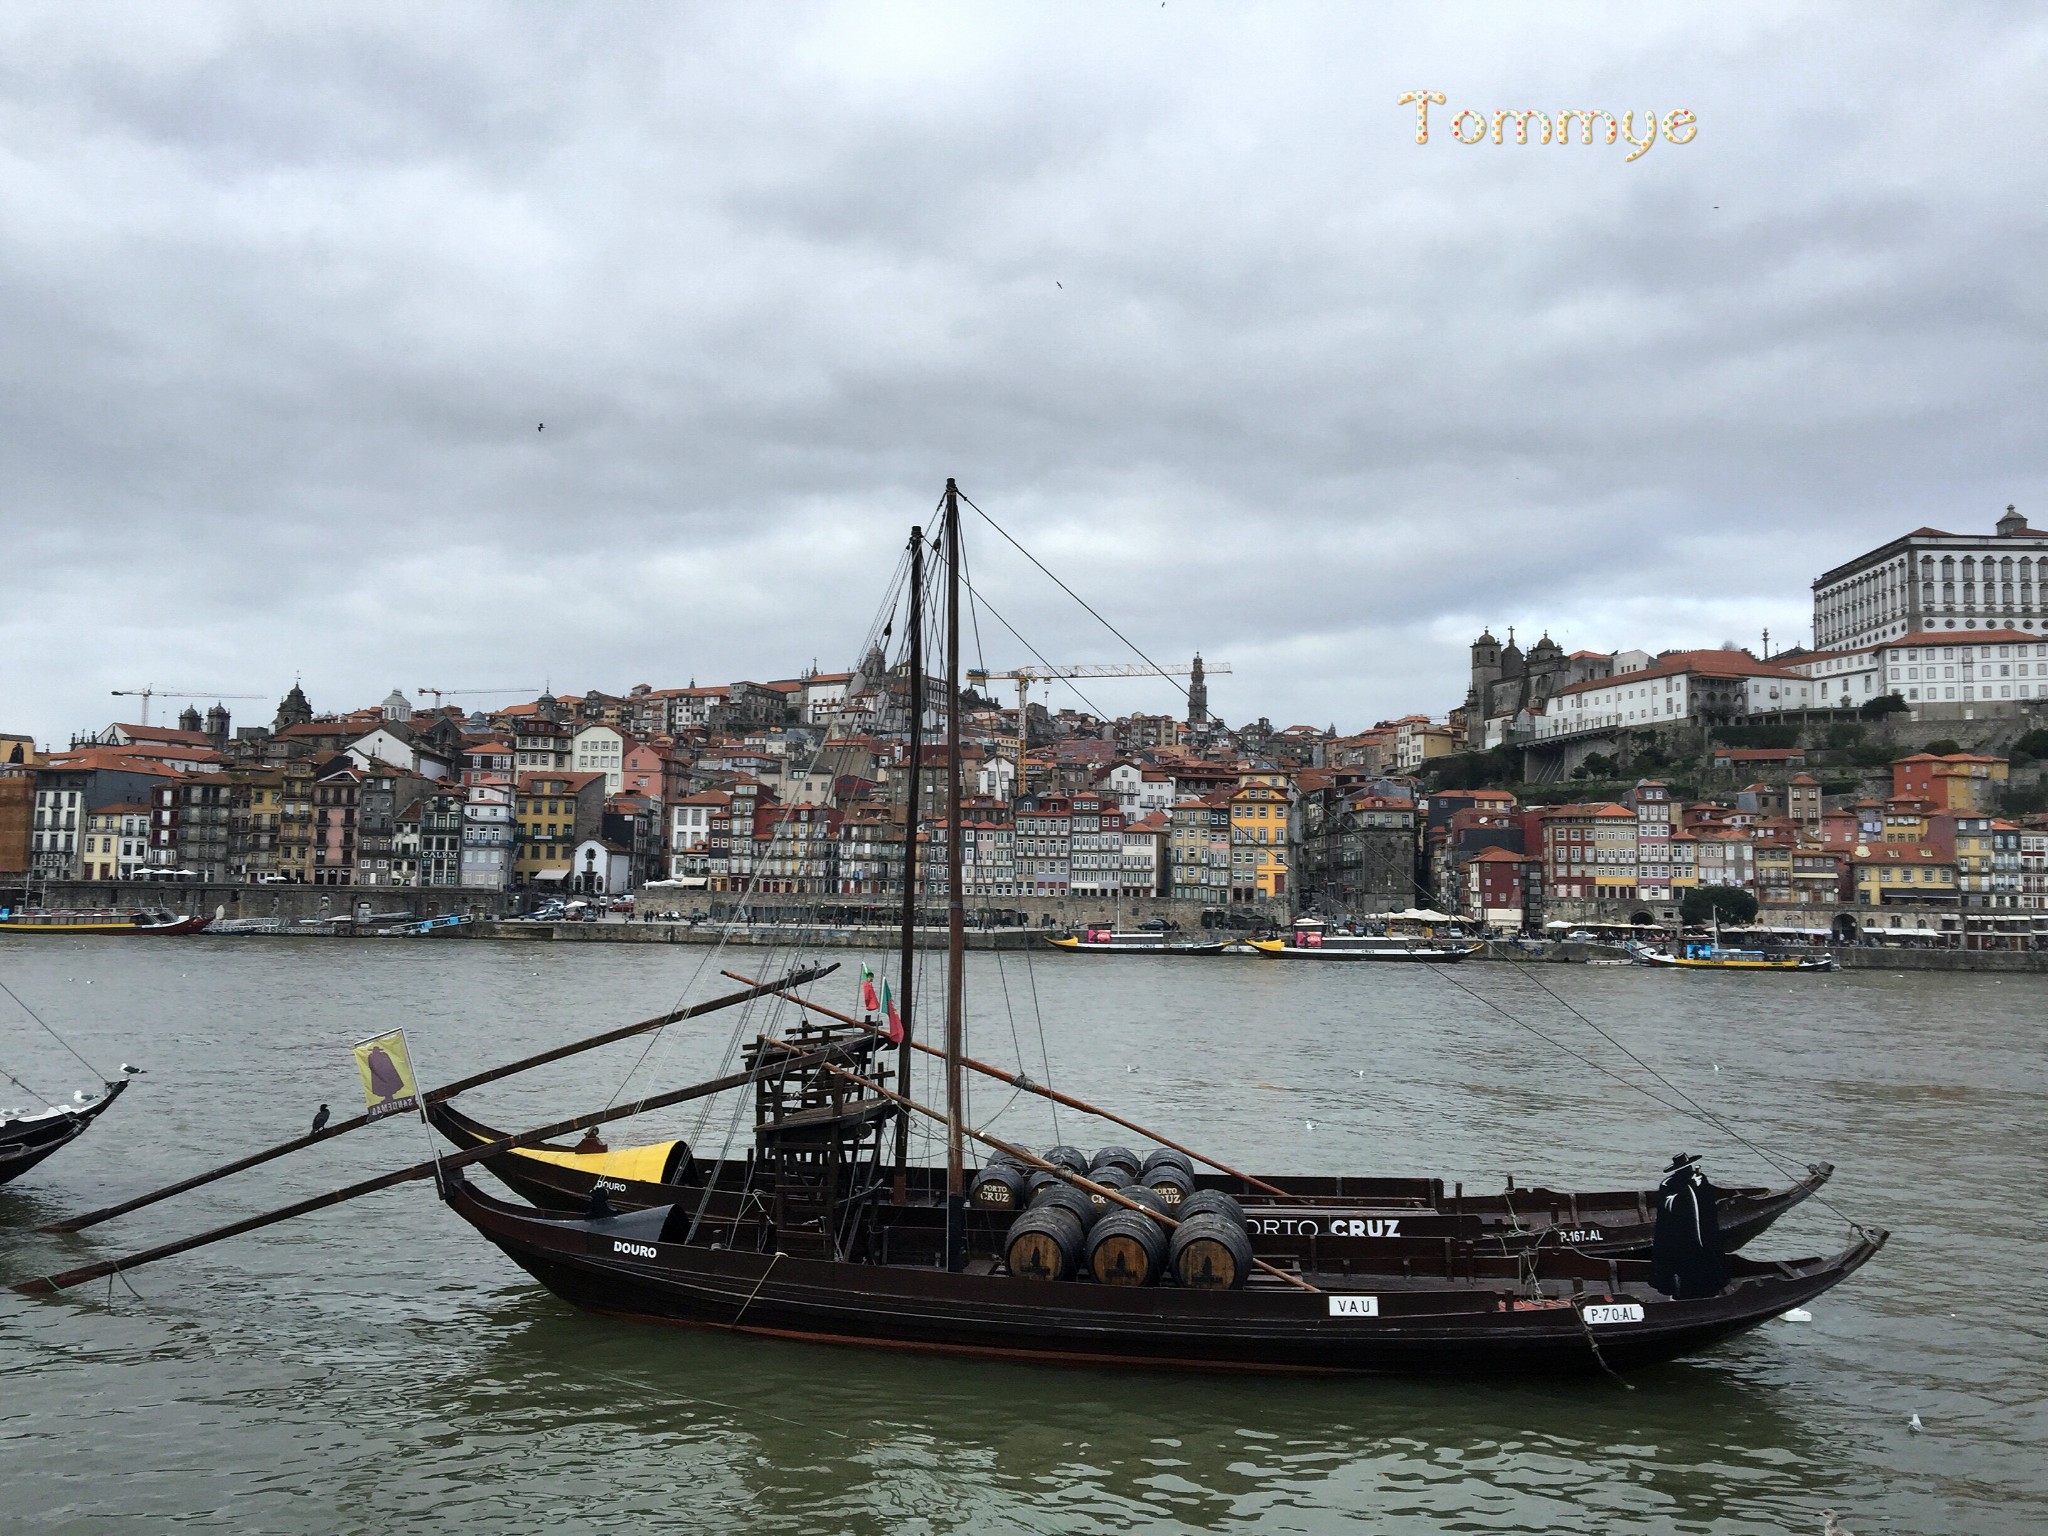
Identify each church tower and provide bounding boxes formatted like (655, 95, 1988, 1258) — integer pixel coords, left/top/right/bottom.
(1186, 655, 1209, 726)
(273, 682, 313, 733)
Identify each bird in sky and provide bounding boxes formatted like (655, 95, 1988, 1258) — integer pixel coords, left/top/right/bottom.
(311, 1104, 330, 1136)
(537, 423, 544, 431)
(1055, 281, 1063, 289)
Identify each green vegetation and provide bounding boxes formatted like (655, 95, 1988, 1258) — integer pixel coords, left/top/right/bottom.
(1922, 738, 1962, 757)
(1860, 692, 1909, 719)
(1824, 722, 1865, 750)
(1710, 723, 1801, 749)
(1428, 745, 1522, 791)
(2011, 728, 2048, 762)
(1571, 751, 1619, 780)
(1682, 884, 1760, 925)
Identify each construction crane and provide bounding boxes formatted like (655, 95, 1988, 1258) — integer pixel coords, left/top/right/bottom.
(110, 689, 265, 727)
(416, 687, 541, 708)
(964, 661, 1229, 782)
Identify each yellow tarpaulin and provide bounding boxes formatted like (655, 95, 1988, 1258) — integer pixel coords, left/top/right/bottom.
(512, 1140, 681, 1184)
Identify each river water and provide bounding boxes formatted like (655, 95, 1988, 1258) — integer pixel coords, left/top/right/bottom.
(1, 934, 2042, 1535)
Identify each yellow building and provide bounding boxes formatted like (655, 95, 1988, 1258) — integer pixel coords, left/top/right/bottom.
(514, 772, 603, 884)
(80, 804, 149, 881)
(1850, 839, 1956, 906)
(1229, 778, 1291, 901)
(276, 760, 316, 882)
(1, 732, 39, 768)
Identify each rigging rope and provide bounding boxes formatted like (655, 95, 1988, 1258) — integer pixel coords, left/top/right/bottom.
(0, 978, 105, 1083)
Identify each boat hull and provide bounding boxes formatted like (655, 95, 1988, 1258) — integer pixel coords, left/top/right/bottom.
(1634, 952, 1835, 971)
(426, 1101, 1832, 1260)
(0, 914, 211, 936)
(1043, 937, 1229, 954)
(1256, 943, 1476, 962)
(0, 1080, 128, 1187)
(445, 1176, 1885, 1376)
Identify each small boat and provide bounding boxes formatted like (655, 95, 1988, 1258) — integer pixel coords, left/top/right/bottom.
(428, 1098, 1835, 1261)
(1631, 940, 1835, 972)
(1, 1080, 129, 1187)
(0, 909, 211, 936)
(1251, 921, 1476, 963)
(1044, 927, 1228, 955)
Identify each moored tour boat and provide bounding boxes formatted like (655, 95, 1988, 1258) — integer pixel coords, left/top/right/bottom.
(0, 909, 211, 936)
(1045, 927, 1228, 955)
(1251, 919, 1476, 963)
(1631, 940, 1835, 972)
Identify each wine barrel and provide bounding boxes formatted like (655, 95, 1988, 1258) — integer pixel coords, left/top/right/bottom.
(969, 1163, 1027, 1212)
(1005, 1205, 1087, 1282)
(1086, 1207, 1170, 1286)
(1139, 1147, 1195, 1181)
(1033, 1182, 1099, 1231)
(1177, 1189, 1250, 1232)
(1142, 1164, 1194, 1208)
(1090, 1145, 1140, 1174)
(1169, 1212, 1255, 1290)
(1117, 1182, 1171, 1216)
(1043, 1145, 1091, 1174)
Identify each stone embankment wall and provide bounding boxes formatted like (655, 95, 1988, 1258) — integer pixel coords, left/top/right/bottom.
(1475, 939, 2048, 973)
(19, 881, 521, 924)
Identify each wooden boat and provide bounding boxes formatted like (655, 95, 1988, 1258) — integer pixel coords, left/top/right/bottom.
(433, 486, 1885, 1376)
(1, 1080, 128, 1187)
(1045, 928, 1228, 955)
(0, 909, 211, 936)
(1631, 940, 1834, 972)
(428, 1097, 1835, 1261)
(443, 1170, 1884, 1375)
(1250, 921, 1477, 962)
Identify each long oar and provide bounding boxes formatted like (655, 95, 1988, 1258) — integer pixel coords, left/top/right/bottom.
(14, 1036, 862, 1296)
(751, 1039, 1319, 1295)
(40, 963, 837, 1235)
(725, 970, 1295, 1200)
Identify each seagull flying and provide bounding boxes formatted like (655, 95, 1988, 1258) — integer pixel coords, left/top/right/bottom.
(311, 1104, 331, 1136)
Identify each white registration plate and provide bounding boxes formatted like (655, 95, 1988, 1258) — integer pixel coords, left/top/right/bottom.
(1327, 1295, 1380, 1318)
(1581, 1303, 1644, 1325)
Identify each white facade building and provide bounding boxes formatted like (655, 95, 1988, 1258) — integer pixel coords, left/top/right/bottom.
(1534, 652, 1814, 738)
(571, 724, 629, 795)
(1813, 505, 2048, 651)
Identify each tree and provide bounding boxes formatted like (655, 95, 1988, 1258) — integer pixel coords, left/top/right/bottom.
(1682, 884, 1759, 926)
(1922, 738, 1962, 757)
(1572, 751, 1619, 780)
(2011, 728, 2048, 762)
(1860, 692, 1909, 719)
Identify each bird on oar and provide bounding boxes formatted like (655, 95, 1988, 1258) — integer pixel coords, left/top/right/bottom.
(311, 1104, 330, 1136)
(1823, 1510, 1854, 1536)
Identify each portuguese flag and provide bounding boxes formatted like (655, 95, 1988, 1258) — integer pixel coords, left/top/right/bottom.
(881, 979, 904, 1044)
(859, 963, 880, 1015)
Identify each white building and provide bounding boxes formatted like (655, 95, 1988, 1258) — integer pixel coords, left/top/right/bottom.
(571, 724, 630, 794)
(802, 672, 854, 725)
(1813, 505, 2048, 651)
(1534, 651, 1814, 739)
(1790, 628, 2048, 709)
(346, 727, 451, 780)
(460, 783, 514, 889)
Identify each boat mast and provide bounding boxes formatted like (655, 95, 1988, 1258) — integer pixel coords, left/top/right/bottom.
(892, 525, 925, 1186)
(942, 480, 968, 1271)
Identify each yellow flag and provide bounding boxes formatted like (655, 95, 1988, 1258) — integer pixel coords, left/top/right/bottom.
(353, 1029, 421, 1123)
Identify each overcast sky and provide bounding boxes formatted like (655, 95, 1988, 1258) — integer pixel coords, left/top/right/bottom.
(4, 4, 2044, 747)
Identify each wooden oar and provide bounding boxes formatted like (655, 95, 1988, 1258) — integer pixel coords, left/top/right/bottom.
(39, 963, 837, 1235)
(758, 1042, 1319, 1295)
(725, 969, 1295, 1200)
(13, 1036, 862, 1296)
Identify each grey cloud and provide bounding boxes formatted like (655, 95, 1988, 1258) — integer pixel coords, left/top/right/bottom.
(3, 4, 2045, 744)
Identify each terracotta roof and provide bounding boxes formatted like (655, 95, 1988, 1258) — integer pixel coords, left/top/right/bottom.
(1550, 649, 1804, 699)
(1882, 627, 2041, 646)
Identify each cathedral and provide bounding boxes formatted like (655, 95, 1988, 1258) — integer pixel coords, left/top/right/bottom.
(1454, 628, 1587, 750)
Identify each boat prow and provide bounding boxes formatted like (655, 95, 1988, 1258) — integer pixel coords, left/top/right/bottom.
(0, 1078, 129, 1187)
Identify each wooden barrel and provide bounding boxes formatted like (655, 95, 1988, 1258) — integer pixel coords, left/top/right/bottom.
(1139, 1147, 1195, 1181)
(1142, 1164, 1194, 1208)
(1032, 1183, 1098, 1230)
(1090, 1145, 1141, 1174)
(1169, 1213, 1255, 1290)
(1117, 1182, 1171, 1215)
(1004, 1205, 1086, 1281)
(968, 1163, 1027, 1212)
(1086, 1207, 1170, 1286)
(1043, 1145, 1091, 1174)
(1177, 1189, 1250, 1232)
